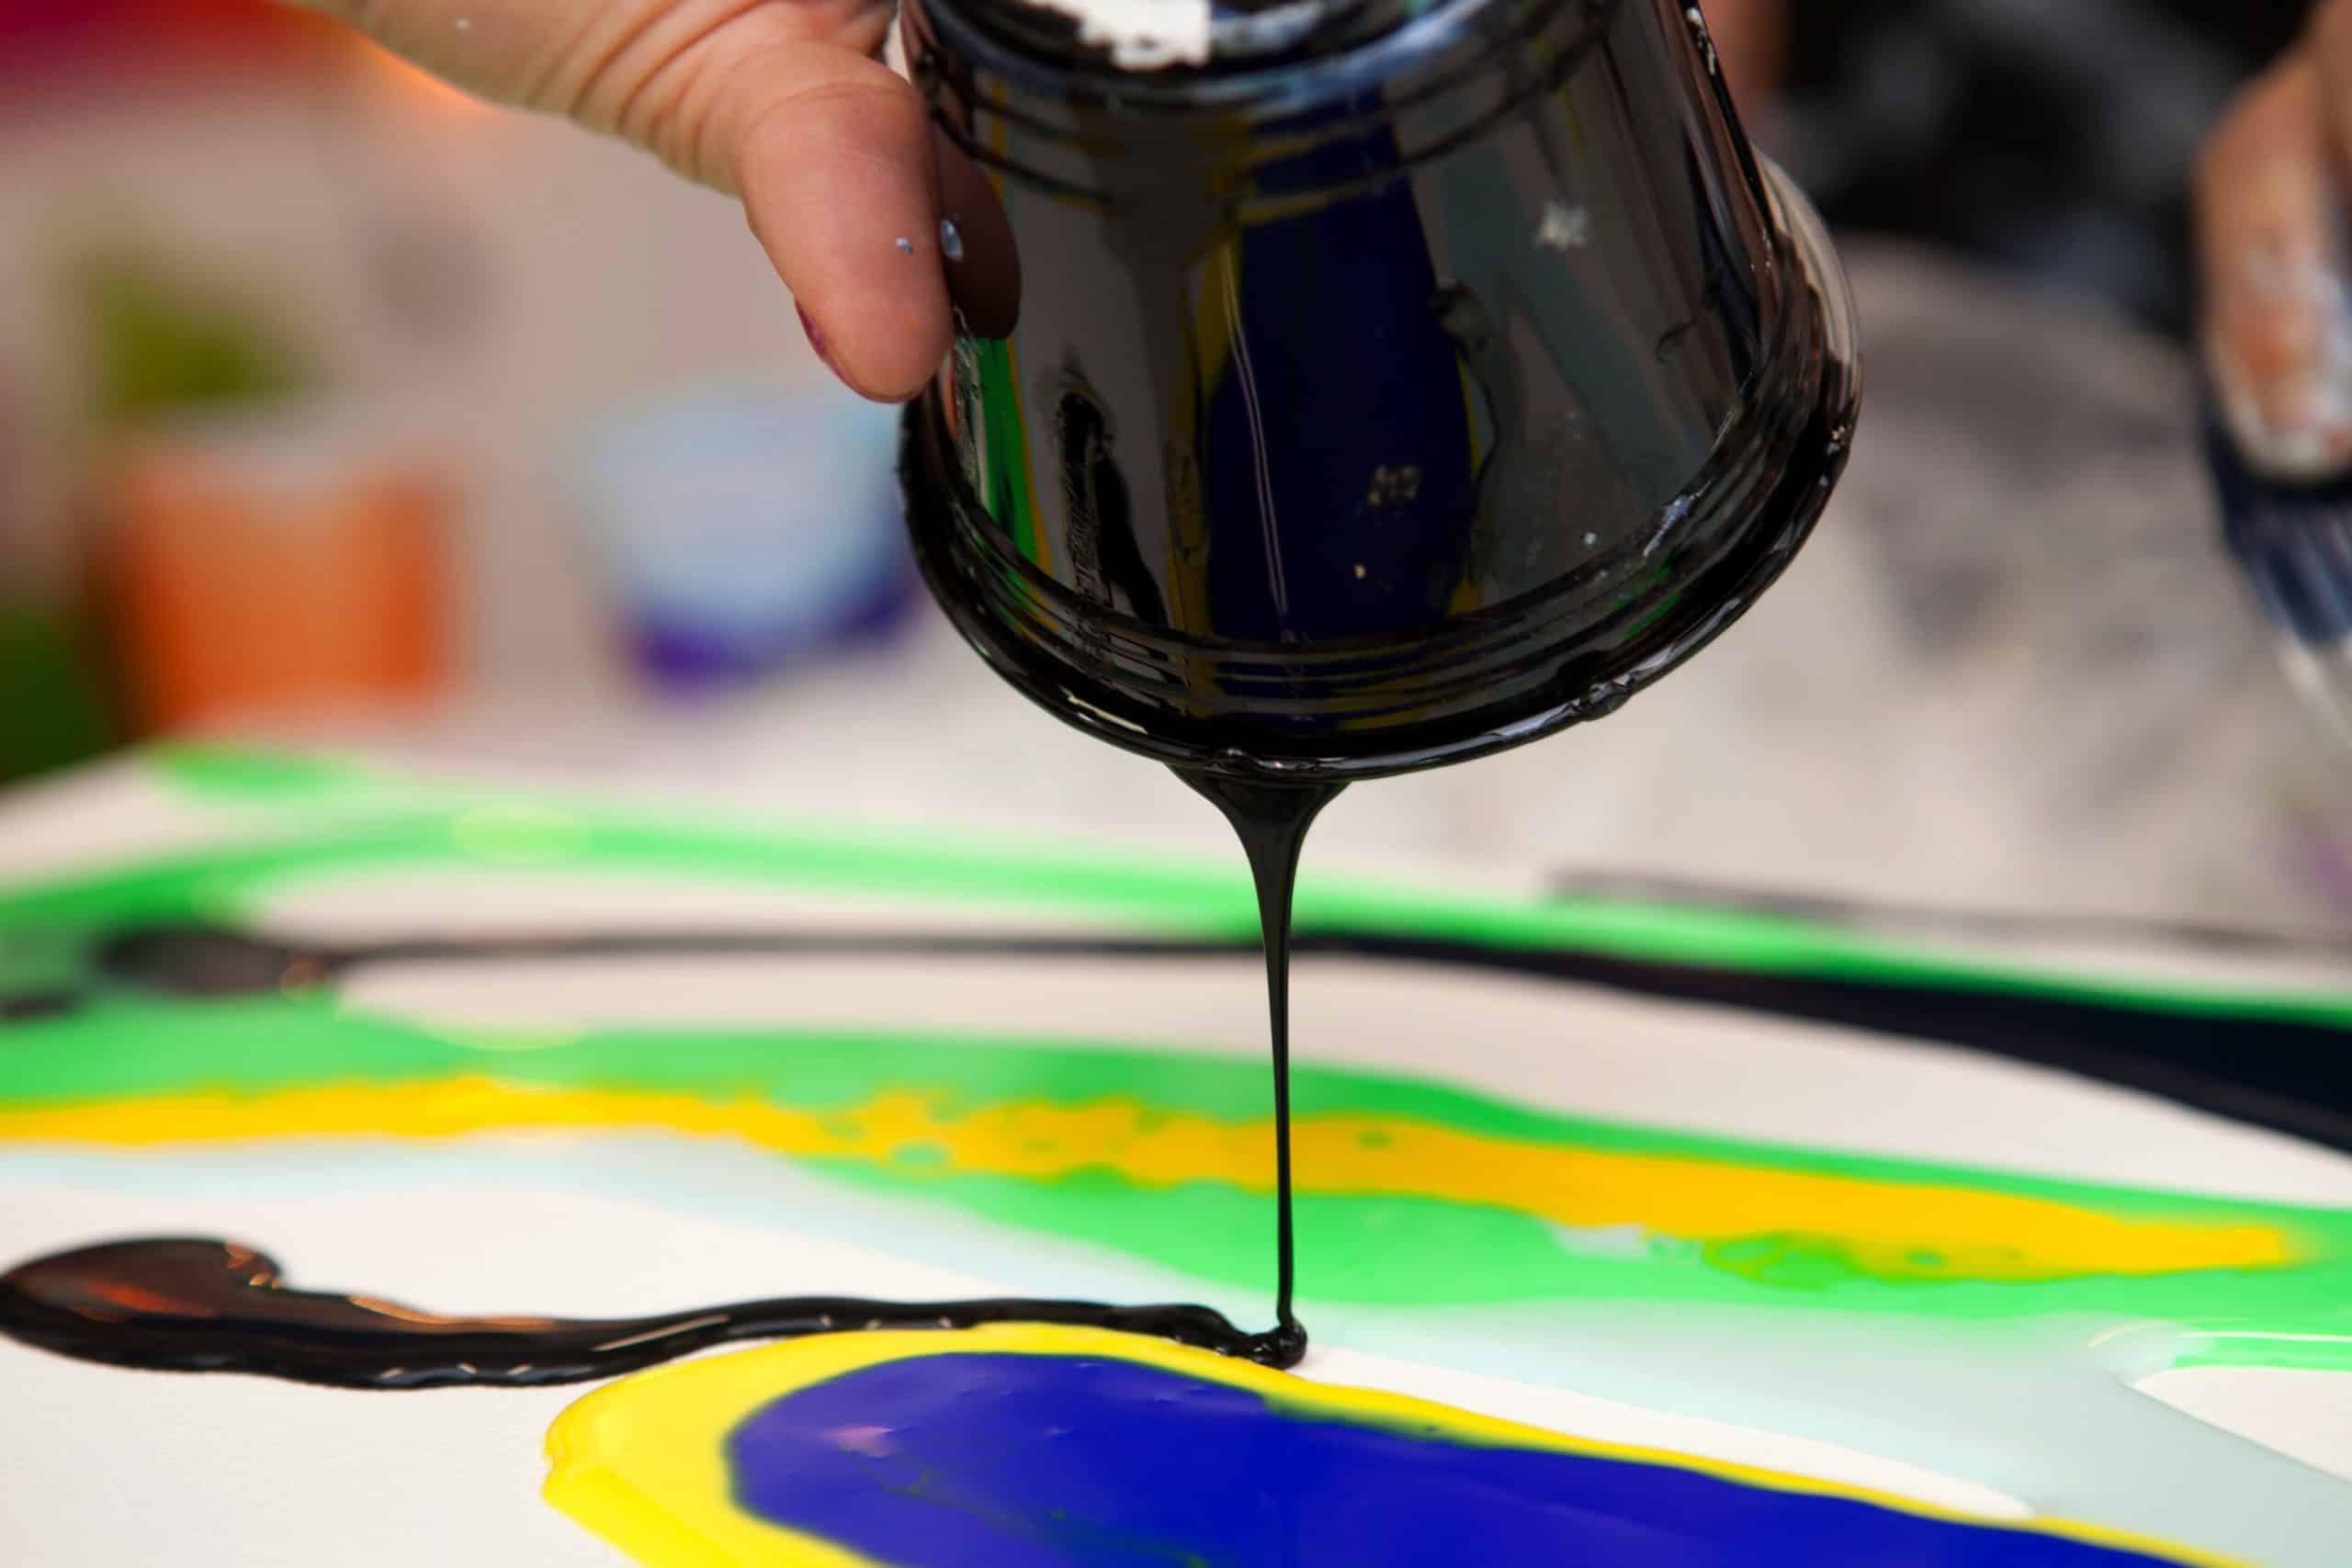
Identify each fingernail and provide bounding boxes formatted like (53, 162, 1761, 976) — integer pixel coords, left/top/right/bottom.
(2211, 239, 2352, 482)
(797, 304, 844, 383)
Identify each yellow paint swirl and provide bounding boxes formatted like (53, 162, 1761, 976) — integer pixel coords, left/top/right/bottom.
(0, 1076, 2299, 1286)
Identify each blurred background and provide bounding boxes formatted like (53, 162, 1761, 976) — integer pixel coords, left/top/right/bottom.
(3, 0, 2348, 931)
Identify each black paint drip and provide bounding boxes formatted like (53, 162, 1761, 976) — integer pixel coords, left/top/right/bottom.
(1172, 769, 1345, 1369)
(0, 774, 1341, 1389)
(0, 1238, 1296, 1389)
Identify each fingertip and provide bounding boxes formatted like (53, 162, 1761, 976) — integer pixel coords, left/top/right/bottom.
(735, 48, 954, 401)
(793, 279, 952, 403)
(2196, 67, 2324, 356)
(844, 302, 955, 404)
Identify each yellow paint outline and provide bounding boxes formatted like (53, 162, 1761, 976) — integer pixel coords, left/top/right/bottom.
(543, 1325, 2245, 1568)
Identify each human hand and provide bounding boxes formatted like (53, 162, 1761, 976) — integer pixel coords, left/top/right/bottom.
(297, 1, 1783, 406)
(292, 0, 1003, 401)
(2198, 5, 2352, 479)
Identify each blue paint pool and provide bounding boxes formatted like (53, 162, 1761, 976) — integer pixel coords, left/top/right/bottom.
(726, 1352, 2192, 1566)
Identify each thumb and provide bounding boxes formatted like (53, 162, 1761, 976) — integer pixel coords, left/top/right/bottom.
(701, 39, 954, 402)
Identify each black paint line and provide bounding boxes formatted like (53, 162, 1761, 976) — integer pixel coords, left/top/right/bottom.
(0, 1237, 1302, 1392)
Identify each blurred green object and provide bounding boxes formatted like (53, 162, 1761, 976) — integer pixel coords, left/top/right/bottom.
(0, 240, 325, 782)
(66, 243, 315, 431)
(0, 608, 114, 784)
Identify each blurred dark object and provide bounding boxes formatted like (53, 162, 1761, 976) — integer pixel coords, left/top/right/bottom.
(1781, 0, 2307, 337)
(0, 609, 114, 784)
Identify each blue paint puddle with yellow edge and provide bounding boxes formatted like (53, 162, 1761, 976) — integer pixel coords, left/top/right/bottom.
(544, 1327, 2224, 1567)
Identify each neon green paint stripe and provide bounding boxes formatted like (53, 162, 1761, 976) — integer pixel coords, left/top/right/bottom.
(3, 996, 2348, 1331)
(0, 996, 2337, 1229)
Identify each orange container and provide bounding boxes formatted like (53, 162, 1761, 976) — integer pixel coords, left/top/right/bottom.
(97, 421, 454, 733)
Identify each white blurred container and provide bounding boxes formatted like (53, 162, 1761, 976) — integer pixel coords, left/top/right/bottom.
(567, 379, 912, 694)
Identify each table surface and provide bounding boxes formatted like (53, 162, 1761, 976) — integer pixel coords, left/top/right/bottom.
(4, 738, 2352, 1568)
